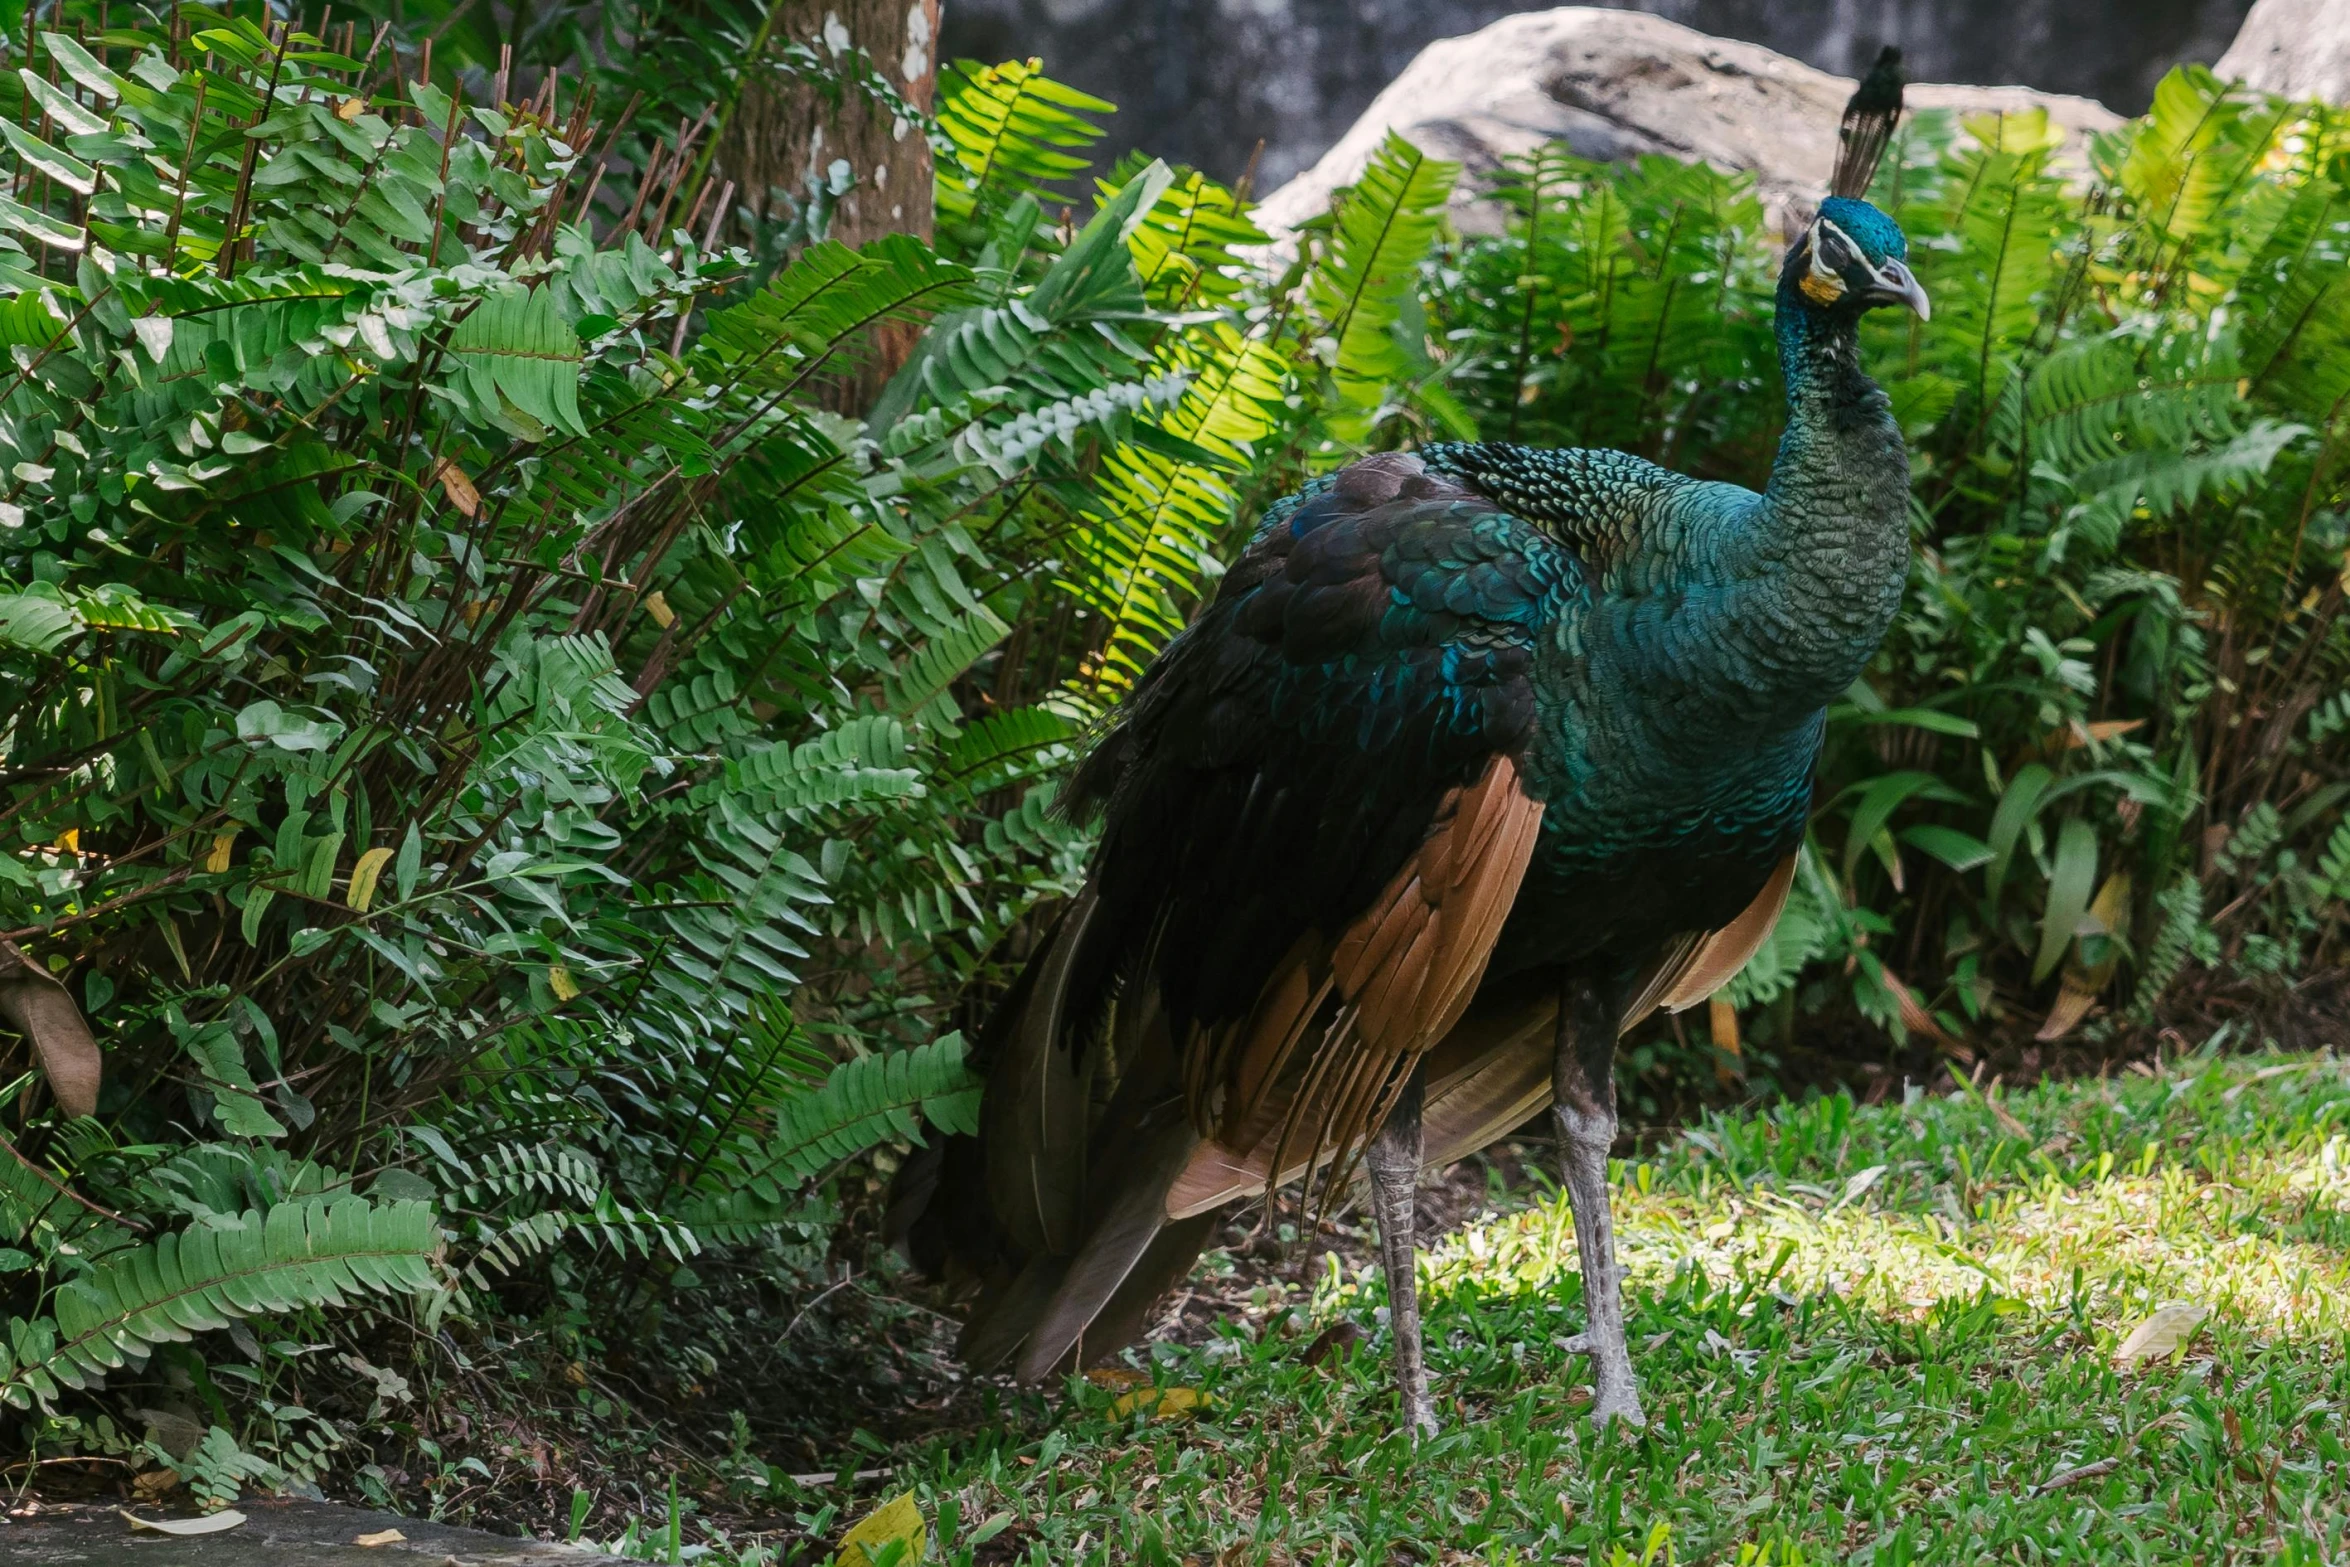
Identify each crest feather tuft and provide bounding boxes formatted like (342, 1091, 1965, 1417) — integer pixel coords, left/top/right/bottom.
(1830, 46, 1905, 200)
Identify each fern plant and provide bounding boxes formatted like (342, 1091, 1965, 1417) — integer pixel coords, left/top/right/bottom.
(0, 4, 1446, 1494)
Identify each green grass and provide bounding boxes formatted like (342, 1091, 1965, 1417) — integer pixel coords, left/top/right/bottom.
(734, 1052, 2350, 1564)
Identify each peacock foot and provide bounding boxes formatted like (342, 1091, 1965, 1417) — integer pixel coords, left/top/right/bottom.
(1588, 1383, 1645, 1430)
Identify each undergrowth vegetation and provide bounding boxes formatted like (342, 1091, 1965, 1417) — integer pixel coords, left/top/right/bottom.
(0, 7, 1453, 1511)
(0, 0, 2340, 1538)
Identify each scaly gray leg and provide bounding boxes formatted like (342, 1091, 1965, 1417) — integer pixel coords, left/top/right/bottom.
(1554, 977, 1644, 1427)
(1367, 1061, 1437, 1439)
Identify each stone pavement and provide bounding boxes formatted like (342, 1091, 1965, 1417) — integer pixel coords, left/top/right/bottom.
(0, 1499, 595, 1566)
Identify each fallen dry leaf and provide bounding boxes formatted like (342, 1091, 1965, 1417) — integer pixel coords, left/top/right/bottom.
(1083, 1366, 1147, 1391)
(353, 1529, 406, 1547)
(128, 1468, 180, 1501)
(2036, 1456, 2120, 1494)
(0, 937, 101, 1119)
(1301, 1320, 1362, 1367)
(121, 1509, 247, 1535)
(2115, 1302, 2208, 1367)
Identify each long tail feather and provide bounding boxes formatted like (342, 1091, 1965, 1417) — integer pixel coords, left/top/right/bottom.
(983, 885, 1101, 1256)
(1012, 1113, 1201, 1381)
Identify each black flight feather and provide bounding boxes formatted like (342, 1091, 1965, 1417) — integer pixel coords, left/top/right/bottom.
(1830, 46, 1905, 200)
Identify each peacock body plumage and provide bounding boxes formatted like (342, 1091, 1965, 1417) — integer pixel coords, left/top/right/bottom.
(892, 60, 1929, 1430)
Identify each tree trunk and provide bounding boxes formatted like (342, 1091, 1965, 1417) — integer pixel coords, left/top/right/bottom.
(718, 0, 944, 251)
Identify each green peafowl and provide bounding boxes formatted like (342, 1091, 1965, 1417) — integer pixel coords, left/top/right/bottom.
(891, 49, 1927, 1433)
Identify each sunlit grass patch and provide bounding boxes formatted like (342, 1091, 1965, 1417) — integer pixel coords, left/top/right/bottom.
(1423, 1080, 2350, 1347)
(853, 1054, 2350, 1566)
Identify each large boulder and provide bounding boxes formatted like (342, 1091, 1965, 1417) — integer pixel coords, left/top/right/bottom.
(2216, 0, 2350, 102)
(1252, 8, 2122, 237)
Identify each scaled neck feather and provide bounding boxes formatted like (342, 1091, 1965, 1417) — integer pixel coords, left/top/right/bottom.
(1719, 279, 1913, 723)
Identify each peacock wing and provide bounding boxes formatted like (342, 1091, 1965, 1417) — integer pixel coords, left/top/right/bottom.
(1163, 753, 1544, 1217)
(965, 450, 1580, 1375)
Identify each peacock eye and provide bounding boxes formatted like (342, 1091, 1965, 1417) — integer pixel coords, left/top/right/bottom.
(1814, 228, 1853, 270)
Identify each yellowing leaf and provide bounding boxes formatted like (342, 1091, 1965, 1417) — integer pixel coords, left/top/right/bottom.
(836, 1490, 925, 1567)
(1108, 1384, 1211, 1420)
(643, 589, 676, 629)
(352, 1530, 406, 1547)
(2042, 870, 2134, 1041)
(346, 846, 395, 913)
(548, 964, 578, 1001)
(2115, 1302, 2207, 1367)
(204, 830, 238, 873)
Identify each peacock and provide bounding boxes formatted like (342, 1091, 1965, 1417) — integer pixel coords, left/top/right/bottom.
(892, 50, 1926, 1433)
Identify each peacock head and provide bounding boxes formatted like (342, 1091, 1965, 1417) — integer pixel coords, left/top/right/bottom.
(1783, 196, 1930, 322)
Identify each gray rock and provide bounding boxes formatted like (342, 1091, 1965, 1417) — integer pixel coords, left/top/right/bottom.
(940, 0, 2246, 198)
(1251, 9, 2123, 238)
(1, 1499, 593, 1567)
(2216, 0, 2350, 102)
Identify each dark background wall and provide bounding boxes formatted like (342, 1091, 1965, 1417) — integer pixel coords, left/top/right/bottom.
(941, 0, 2256, 192)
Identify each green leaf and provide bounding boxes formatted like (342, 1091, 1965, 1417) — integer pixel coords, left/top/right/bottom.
(1838, 705, 1981, 739)
(885, 606, 1011, 715)
(1307, 132, 1458, 431)
(0, 590, 76, 652)
(234, 699, 343, 752)
(447, 286, 586, 438)
(1985, 763, 2053, 906)
(1900, 824, 1995, 874)
(2034, 818, 2100, 983)
(934, 58, 1112, 242)
(1843, 771, 1942, 887)
(393, 823, 422, 903)
(730, 1034, 983, 1202)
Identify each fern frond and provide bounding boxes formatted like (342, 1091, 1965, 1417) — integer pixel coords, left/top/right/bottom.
(2126, 872, 2206, 1023)
(0, 1198, 439, 1405)
(934, 58, 1110, 245)
(886, 606, 1012, 715)
(1305, 132, 1457, 443)
(730, 1034, 981, 1201)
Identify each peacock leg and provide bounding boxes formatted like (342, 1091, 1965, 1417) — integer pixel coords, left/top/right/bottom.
(1367, 1060, 1438, 1439)
(1553, 977, 1644, 1427)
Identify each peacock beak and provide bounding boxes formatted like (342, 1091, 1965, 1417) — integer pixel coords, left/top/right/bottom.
(1868, 259, 1931, 321)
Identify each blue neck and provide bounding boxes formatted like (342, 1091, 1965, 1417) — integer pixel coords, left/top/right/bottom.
(1709, 280, 1912, 723)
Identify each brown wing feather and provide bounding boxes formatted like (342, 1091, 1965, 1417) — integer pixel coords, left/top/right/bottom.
(1420, 855, 1798, 1171)
(1654, 854, 1797, 1015)
(1164, 754, 1543, 1219)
